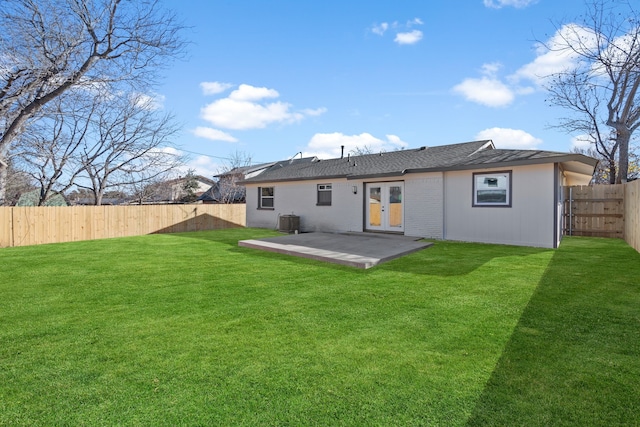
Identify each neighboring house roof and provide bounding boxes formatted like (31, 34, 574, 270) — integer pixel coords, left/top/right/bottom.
(16, 190, 69, 206)
(215, 162, 276, 179)
(216, 158, 317, 179)
(71, 197, 129, 205)
(197, 182, 246, 203)
(240, 140, 598, 184)
(202, 158, 320, 202)
(165, 175, 216, 187)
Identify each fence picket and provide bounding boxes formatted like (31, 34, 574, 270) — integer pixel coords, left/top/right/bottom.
(563, 182, 639, 253)
(0, 204, 246, 248)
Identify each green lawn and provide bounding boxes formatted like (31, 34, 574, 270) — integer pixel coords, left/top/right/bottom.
(0, 229, 638, 426)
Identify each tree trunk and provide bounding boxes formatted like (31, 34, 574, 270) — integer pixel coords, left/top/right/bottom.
(0, 159, 7, 206)
(608, 158, 617, 184)
(616, 130, 630, 183)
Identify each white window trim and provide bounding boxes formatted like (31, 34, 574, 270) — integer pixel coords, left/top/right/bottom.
(472, 171, 512, 207)
(317, 183, 332, 206)
(258, 186, 274, 209)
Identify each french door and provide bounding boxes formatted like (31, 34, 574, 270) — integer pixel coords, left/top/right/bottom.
(366, 182, 404, 232)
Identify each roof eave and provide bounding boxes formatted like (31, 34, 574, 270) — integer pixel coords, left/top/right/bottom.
(238, 173, 348, 185)
(345, 170, 407, 180)
(239, 153, 598, 184)
(406, 154, 598, 174)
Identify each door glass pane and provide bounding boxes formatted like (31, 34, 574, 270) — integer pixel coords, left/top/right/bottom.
(369, 187, 381, 227)
(389, 186, 402, 228)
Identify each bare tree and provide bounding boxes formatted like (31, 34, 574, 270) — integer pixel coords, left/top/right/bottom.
(128, 171, 174, 205)
(75, 92, 182, 205)
(544, 0, 640, 183)
(350, 145, 375, 156)
(214, 150, 253, 204)
(13, 93, 96, 205)
(571, 146, 610, 183)
(2, 157, 35, 205)
(0, 0, 185, 204)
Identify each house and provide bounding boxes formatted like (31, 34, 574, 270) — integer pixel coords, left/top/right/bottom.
(198, 163, 274, 204)
(240, 140, 598, 248)
(165, 175, 216, 202)
(199, 159, 315, 204)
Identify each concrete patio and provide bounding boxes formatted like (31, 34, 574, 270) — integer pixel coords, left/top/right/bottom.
(238, 232, 432, 269)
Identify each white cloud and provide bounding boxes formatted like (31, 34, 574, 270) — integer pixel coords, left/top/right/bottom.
(192, 126, 238, 142)
(571, 135, 594, 150)
(483, 0, 538, 9)
(301, 107, 328, 116)
(481, 62, 502, 76)
(200, 81, 234, 95)
(454, 23, 600, 108)
(201, 98, 295, 130)
(453, 62, 516, 107)
(200, 84, 326, 130)
(512, 24, 598, 86)
(165, 147, 222, 178)
(475, 127, 543, 149)
(185, 155, 222, 178)
(453, 77, 515, 107)
(394, 30, 423, 45)
(371, 22, 389, 36)
(303, 132, 409, 159)
(370, 18, 424, 45)
(131, 92, 165, 110)
(159, 146, 182, 156)
(228, 84, 279, 101)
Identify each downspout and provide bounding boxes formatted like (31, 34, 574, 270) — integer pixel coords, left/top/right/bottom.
(441, 171, 446, 240)
(553, 163, 559, 248)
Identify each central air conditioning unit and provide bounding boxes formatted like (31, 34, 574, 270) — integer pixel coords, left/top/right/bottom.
(278, 214, 300, 233)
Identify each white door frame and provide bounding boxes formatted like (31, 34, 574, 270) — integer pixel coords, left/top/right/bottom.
(365, 182, 404, 233)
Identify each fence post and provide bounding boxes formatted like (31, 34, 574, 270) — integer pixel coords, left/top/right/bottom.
(568, 186, 572, 236)
(10, 207, 15, 248)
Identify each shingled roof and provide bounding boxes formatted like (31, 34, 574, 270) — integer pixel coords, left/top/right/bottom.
(241, 140, 598, 184)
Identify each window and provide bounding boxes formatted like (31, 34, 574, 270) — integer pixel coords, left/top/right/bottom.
(258, 186, 274, 209)
(317, 184, 332, 206)
(473, 171, 511, 207)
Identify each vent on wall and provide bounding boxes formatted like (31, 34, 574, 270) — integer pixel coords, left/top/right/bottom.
(278, 214, 300, 233)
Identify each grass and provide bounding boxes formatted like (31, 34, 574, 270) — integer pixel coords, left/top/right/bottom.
(0, 228, 638, 426)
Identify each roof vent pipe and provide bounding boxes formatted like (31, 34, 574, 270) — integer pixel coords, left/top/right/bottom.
(341, 145, 344, 159)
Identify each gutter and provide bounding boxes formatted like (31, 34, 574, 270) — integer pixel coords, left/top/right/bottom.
(238, 173, 348, 185)
(345, 170, 408, 180)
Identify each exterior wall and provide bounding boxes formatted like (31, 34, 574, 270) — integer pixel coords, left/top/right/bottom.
(246, 165, 560, 247)
(443, 164, 556, 248)
(245, 179, 363, 233)
(246, 172, 445, 238)
(403, 173, 444, 239)
(556, 165, 564, 248)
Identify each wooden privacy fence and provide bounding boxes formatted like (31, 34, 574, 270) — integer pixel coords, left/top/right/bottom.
(0, 204, 246, 248)
(563, 184, 625, 238)
(625, 180, 640, 253)
(563, 181, 640, 253)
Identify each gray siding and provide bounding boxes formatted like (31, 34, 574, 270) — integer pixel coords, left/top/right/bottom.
(403, 173, 444, 239)
(245, 179, 363, 233)
(246, 164, 563, 248)
(443, 164, 556, 248)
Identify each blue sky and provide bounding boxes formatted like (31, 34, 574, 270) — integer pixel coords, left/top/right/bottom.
(157, 0, 590, 176)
